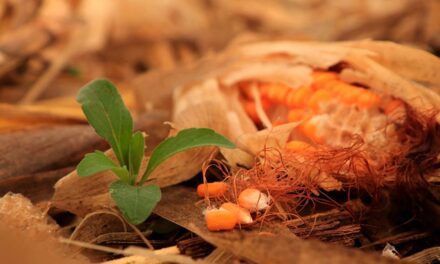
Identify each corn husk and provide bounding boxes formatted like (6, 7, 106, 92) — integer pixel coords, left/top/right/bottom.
(52, 39, 440, 216)
(167, 39, 440, 183)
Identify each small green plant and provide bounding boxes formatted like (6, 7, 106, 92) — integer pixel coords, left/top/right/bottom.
(76, 79, 235, 224)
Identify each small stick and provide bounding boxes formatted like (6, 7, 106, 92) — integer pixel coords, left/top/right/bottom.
(127, 222, 154, 250)
(59, 237, 125, 255)
(59, 239, 200, 264)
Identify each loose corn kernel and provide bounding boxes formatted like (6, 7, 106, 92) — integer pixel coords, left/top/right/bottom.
(220, 202, 253, 224)
(286, 140, 316, 152)
(308, 89, 332, 113)
(205, 208, 237, 231)
(238, 188, 270, 212)
(197, 182, 228, 198)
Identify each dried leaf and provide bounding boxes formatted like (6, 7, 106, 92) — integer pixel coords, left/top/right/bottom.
(70, 211, 127, 242)
(0, 125, 106, 180)
(0, 166, 74, 202)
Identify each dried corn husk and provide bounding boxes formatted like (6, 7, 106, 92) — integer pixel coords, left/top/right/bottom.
(166, 39, 440, 183)
(52, 39, 440, 216)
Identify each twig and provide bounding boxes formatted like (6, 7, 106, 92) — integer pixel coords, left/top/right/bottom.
(360, 231, 431, 249)
(59, 238, 201, 264)
(59, 237, 125, 255)
(127, 222, 154, 250)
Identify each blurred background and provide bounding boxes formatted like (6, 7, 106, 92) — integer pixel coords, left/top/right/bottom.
(0, 0, 439, 120)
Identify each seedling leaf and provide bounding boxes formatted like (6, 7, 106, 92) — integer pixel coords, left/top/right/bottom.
(77, 151, 117, 177)
(77, 79, 133, 166)
(140, 128, 235, 183)
(111, 166, 130, 183)
(110, 180, 161, 225)
(128, 131, 145, 184)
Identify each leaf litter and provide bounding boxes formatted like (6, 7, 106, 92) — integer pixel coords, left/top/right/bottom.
(1, 2, 440, 263)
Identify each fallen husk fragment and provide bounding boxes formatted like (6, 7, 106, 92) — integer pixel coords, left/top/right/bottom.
(0, 193, 89, 264)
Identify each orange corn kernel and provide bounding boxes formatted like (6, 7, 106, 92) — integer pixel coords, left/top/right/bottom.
(384, 99, 403, 115)
(260, 83, 290, 104)
(287, 109, 307, 122)
(220, 202, 253, 224)
(286, 140, 315, 152)
(337, 85, 363, 105)
(197, 182, 228, 198)
(357, 90, 380, 109)
(308, 89, 332, 113)
(320, 79, 341, 92)
(298, 119, 323, 144)
(238, 188, 270, 212)
(287, 86, 313, 108)
(205, 208, 237, 231)
(312, 71, 338, 90)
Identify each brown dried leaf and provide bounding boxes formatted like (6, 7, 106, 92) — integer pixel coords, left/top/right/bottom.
(0, 166, 74, 202)
(70, 211, 127, 243)
(0, 124, 106, 180)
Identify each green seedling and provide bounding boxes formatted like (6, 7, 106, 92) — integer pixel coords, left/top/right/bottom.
(76, 79, 235, 224)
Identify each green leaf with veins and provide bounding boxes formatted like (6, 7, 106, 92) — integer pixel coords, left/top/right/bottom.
(77, 151, 118, 177)
(77, 79, 133, 166)
(140, 128, 235, 183)
(110, 180, 161, 225)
